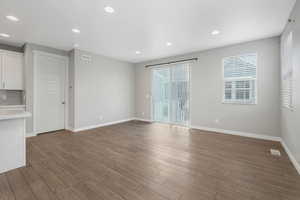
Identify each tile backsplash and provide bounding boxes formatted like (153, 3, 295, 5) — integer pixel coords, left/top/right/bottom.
(0, 90, 24, 105)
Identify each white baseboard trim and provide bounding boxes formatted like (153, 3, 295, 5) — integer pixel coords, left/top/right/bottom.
(26, 132, 37, 138)
(72, 118, 135, 132)
(65, 125, 74, 132)
(133, 118, 154, 123)
(280, 140, 300, 175)
(190, 125, 282, 142)
(191, 125, 300, 175)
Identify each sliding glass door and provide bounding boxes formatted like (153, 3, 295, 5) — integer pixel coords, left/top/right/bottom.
(152, 67, 171, 123)
(152, 64, 190, 126)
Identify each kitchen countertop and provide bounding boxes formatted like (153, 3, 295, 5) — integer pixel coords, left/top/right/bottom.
(0, 110, 31, 121)
(0, 105, 26, 109)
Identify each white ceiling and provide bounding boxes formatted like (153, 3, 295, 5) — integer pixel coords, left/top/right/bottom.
(0, 0, 296, 63)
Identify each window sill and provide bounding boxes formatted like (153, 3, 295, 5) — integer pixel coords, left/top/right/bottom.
(222, 101, 257, 105)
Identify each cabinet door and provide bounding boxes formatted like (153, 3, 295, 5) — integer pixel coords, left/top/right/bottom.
(0, 54, 3, 89)
(3, 53, 23, 90)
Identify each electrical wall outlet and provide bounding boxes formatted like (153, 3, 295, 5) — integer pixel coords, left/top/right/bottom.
(142, 112, 145, 116)
(215, 119, 220, 124)
(99, 116, 104, 121)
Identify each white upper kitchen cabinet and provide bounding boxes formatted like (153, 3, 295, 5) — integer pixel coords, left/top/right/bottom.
(0, 50, 24, 90)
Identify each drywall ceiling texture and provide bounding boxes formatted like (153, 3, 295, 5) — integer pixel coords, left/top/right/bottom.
(0, 0, 295, 62)
(281, 1, 300, 169)
(135, 37, 281, 137)
(71, 49, 135, 130)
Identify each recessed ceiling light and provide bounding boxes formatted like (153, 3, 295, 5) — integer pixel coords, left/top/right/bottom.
(6, 15, 19, 22)
(0, 33, 10, 38)
(135, 51, 141, 55)
(72, 28, 80, 33)
(211, 30, 220, 35)
(104, 6, 115, 13)
(166, 42, 172, 46)
(73, 44, 79, 48)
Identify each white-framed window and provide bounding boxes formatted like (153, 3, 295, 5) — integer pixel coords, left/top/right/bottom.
(281, 31, 293, 110)
(222, 53, 257, 104)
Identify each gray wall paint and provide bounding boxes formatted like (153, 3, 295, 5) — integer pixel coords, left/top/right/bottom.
(24, 43, 69, 134)
(68, 50, 75, 129)
(281, 2, 300, 166)
(72, 49, 135, 130)
(23, 44, 135, 133)
(135, 37, 281, 137)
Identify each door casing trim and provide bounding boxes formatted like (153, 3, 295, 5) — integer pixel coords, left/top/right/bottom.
(33, 50, 69, 136)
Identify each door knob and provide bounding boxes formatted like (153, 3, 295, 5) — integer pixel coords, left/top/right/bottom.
(62, 101, 65, 104)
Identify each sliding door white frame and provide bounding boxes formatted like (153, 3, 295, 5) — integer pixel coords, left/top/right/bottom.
(150, 63, 191, 127)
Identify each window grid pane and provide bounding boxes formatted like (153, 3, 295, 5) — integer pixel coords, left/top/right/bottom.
(223, 54, 257, 104)
(281, 31, 293, 109)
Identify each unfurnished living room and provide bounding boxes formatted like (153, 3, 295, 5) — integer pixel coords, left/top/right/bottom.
(0, 0, 300, 199)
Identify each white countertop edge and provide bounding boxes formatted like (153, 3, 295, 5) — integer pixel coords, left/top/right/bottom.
(0, 105, 26, 109)
(0, 112, 31, 121)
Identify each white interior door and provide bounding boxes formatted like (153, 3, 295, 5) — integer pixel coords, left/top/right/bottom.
(34, 52, 67, 134)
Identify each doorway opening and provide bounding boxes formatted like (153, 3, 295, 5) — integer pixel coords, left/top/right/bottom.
(33, 51, 68, 135)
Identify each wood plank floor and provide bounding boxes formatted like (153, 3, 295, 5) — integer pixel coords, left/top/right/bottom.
(1, 121, 300, 200)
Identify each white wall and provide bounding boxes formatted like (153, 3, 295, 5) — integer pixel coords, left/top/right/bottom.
(71, 49, 135, 130)
(135, 37, 281, 137)
(281, 1, 300, 168)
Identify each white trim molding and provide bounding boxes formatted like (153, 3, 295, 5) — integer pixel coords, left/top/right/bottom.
(134, 118, 154, 123)
(72, 118, 135, 132)
(190, 125, 282, 142)
(32, 50, 69, 136)
(281, 140, 300, 175)
(25, 118, 300, 175)
(26, 132, 37, 138)
(191, 125, 300, 175)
